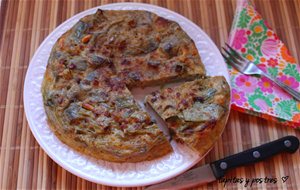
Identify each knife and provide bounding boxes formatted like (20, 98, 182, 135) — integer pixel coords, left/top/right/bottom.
(145, 135, 299, 190)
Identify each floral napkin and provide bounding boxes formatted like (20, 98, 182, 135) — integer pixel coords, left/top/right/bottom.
(227, 0, 300, 128)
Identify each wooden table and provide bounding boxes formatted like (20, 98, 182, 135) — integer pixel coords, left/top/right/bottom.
(0, 0, 299, 189)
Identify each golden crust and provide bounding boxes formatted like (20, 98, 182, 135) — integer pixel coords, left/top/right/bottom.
(45, 111, 171, 162)
(42, 65, 172, 162)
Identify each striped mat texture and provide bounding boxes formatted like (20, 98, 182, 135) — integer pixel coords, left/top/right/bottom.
(0, 0, 299, 189)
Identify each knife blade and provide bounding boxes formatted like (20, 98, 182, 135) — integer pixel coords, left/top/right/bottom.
(145, 102, 171, 140)
(145, 135, 299, 190)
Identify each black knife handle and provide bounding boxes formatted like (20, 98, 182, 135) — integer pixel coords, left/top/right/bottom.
(210, 135, 299, 179)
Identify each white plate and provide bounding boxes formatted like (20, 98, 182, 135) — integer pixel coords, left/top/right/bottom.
(24, 3, 230, 187)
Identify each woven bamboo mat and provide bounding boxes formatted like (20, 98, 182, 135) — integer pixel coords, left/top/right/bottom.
(0, 0, 300, 189)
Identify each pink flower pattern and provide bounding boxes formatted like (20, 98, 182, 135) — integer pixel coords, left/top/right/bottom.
(278, 76, 299, 89)
(232, 89, 247, 106)
(232, 29, 248, 49)
(235, 75, 257, 93)
(261, 39, 278, 57)
(258, 77, 274, 93)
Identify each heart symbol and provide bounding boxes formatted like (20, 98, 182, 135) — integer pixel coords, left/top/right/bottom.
(281, 176, 289, 183)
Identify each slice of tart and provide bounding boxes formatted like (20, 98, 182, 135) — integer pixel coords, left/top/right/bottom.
(82, 9, 206, 87)
(42, 64, 172, 163)
(145, 76, 230, 155)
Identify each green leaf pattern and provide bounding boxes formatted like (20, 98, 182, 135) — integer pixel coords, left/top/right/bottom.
(283, 64, 300, 82)
(275, 100, 296, 119)
(248, 89, 272, 111)
(268, 67, 278, 78)
(237, 9, 251, 28)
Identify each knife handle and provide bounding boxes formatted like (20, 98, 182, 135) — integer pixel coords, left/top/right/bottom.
(210, 135, 299, 179)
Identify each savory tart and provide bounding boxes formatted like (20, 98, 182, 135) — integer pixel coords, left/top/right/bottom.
(42, 9, 206, 162)
(145, 76, 230, 155)
(42, 64, 172, 162)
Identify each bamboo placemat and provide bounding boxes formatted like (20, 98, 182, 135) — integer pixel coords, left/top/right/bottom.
(0, 0, 299, 189)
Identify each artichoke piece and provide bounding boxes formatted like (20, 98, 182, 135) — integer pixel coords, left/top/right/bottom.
(182, 102, 224, 122)
(64, 103, 81, 121)
(73, 21, 88, 38)
(193, 88, 217, 103)
(69, 57, 88, 71)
